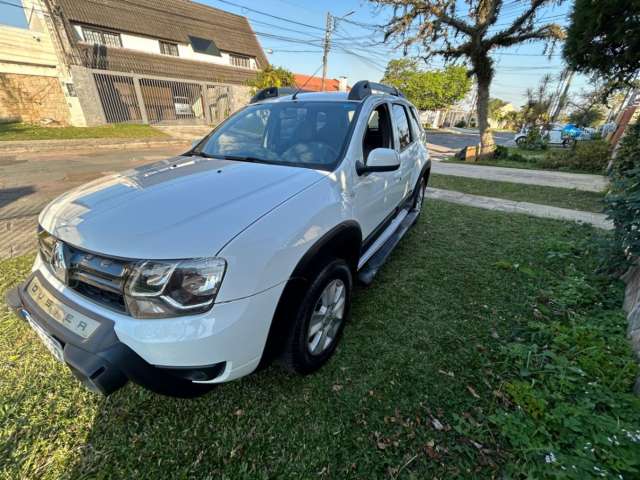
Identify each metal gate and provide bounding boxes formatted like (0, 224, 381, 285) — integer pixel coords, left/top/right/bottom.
(91, 70, 231, 126)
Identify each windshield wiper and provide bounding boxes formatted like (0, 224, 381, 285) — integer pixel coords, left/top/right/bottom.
(186, 151, 216, 159)
(186, 152, 273, 164)
(217, 154, 267, 163)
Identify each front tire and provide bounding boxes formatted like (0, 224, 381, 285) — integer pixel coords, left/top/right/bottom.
(282, 259, 352, 375)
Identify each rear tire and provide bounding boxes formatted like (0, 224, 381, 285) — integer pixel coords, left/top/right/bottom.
(411, 176, 426, 216)
(516, 136, 526, 147)
(282, 258, 352, 375)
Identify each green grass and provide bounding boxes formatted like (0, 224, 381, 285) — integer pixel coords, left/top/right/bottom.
(0, 202, 611, 478)
(430, 173, 605, 213)
(0, 122, 167, 141)
(443, 147, 593, 174)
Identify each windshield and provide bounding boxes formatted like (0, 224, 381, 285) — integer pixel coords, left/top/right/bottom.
(195, 101, 359, 170)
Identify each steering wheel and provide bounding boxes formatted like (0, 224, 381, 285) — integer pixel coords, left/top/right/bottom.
(282, 142, 339, 164)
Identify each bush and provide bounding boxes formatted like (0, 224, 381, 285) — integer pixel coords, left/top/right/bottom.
(539, 139, 611, 173)
(480, 239, 640, 479)
(605, 123, 640, 269)
(494, 144, 509, 158)
(520, 127, 547, 150)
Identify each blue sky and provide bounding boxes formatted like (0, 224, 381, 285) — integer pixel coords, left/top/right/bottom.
(0, 0, 587, 106)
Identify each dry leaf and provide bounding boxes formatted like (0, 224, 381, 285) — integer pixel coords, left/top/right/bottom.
(467, 386, 480, 399)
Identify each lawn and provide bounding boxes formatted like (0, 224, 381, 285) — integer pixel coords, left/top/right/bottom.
(442, 147, 551, 171)
(430, 173, 605, 212)
(0, 201, 636, 479)
(442, 146, 603, 175)
(0, 122, 167, 141)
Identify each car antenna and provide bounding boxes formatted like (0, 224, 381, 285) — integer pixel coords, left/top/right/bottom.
(292, 64, 324, 100)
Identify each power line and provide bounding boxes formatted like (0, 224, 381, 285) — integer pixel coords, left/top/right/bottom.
(210, 0, 325, 31)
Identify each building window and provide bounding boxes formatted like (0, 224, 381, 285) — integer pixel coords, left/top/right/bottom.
(159, 41, 179, 57)
(82, 26, 122, 48)
(188, 36, 221, 56)
(229, 53, 252, 68)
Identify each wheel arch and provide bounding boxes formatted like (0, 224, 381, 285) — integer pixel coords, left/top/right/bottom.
(256, 221, 362, 369)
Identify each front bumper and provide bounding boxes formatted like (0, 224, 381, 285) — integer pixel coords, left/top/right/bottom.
(5, 272, 225, 397)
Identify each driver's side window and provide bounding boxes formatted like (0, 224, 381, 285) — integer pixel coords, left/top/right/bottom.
(362, 103, 393, 163)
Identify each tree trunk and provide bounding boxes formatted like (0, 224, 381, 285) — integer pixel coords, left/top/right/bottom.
(476, 73, 495, 155)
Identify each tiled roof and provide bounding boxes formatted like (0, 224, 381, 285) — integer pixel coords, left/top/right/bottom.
(58, 0, 268, 67)
(294, 74, 345, 92)
(78, 44, 259, 84)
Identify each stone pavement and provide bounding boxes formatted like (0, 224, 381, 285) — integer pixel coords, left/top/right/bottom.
(427, 187, 613, 230)
(431, 161, 608, 193)
(0, 143, 189, 259)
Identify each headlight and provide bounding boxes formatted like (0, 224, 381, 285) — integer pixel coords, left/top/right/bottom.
(124, 257, 226, 319)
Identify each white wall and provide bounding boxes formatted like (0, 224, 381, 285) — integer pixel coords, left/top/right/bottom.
(72, 24, 258, 70)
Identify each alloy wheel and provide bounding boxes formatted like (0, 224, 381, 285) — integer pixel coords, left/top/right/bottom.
(307, 279, 346, 355)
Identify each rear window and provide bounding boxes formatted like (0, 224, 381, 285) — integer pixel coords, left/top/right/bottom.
(392, 104, 413, 150)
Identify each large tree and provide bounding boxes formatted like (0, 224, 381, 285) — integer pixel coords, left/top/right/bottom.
(373, 0, 565, 154)
(564, 0, 640, 88)
(382, 59, 472, 110)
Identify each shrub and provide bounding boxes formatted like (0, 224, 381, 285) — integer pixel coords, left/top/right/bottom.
(520, 127, 547, 150)
(494, 144, 509, 158)
(539, 140, 610, 173)
(605, 123, 640, 269)
(482, 239, 640, 479)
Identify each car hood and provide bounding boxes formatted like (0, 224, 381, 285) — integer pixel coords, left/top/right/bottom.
(39, 156, 326, 259)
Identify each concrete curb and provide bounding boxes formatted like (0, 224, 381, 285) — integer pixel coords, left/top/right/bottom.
(0, 137, 191, 155)
(427, 187, 613, 230)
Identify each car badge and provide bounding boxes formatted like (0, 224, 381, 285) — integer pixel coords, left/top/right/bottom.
(51, 241, 69, 284)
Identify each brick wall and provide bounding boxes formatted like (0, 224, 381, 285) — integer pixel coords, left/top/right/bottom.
(0, 73, 71, 125)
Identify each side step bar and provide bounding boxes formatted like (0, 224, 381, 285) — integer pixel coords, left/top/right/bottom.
(358, 208, 419, 285)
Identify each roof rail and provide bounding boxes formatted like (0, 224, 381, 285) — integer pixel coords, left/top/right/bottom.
(250, 86, 307, 104)
(348, 81, 403, 101)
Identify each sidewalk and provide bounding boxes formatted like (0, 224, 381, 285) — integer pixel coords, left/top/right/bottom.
(431, 161, 608, 193)
(0, 136, 190, 155)
(427, 188, 612, 230)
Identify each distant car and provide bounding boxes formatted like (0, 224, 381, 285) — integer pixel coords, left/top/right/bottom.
(514, 124, 581, 148)
(6, 81, 431, 398)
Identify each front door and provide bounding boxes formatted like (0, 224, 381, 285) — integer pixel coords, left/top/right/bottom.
(353, 102, 398, 241)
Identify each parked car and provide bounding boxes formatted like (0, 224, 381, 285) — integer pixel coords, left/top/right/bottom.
(6, 81, 431, 397)
(514, 123, 582, 148)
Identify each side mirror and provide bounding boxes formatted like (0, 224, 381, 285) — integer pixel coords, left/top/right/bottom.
(356, 148, 400, 175)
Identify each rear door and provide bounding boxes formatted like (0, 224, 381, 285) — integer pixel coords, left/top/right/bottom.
(391, 103, 418, 203)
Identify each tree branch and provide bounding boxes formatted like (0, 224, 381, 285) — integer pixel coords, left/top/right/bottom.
(486, 0, 549, 44)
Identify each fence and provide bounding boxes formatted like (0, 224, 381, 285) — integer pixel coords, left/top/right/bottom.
(91, 70, 232, 125)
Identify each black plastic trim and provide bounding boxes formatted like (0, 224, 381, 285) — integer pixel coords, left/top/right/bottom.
(5, 274, 220, 397)
(348, 80, 404, 101)
(257, 221, 362, 370)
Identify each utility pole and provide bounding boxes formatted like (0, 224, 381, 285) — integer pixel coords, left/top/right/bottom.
(321, 12, 333, 92)
(551, 68, 574, 123)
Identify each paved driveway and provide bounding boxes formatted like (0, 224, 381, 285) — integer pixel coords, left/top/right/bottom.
(0, 144, 189, 258)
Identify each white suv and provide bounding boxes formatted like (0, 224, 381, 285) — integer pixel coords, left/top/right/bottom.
(6, 81, 431, 397)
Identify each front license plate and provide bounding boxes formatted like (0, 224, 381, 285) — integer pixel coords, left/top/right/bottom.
(26, 315, 64, 362)
(26, 276, 100, 339)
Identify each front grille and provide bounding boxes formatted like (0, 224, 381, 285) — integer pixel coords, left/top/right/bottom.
(39, 229, 129, 313)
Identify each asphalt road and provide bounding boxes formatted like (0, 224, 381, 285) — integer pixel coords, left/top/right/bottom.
(427, 130, 514, 150)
